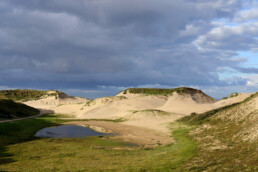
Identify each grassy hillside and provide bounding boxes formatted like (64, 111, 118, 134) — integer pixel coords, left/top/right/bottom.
(0, 99, 40, 120)
(0, 115, 197, 171)
(180, 92, 258, 125)
(179, 92, 258, 171)
(123, 87, 204, 96)
(0, 89, 49, 101)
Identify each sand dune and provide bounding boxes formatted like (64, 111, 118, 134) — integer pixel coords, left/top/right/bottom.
(24, 90, 88, 110)
(214, 93, 258, 141)
(23, 88, 253, 135)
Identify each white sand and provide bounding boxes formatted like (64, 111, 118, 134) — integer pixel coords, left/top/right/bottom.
(24, 91, 253, 137)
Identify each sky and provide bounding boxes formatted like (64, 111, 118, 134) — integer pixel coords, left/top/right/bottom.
(0, 0, 258, 99)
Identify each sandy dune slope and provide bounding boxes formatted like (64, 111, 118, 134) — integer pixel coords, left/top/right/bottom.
(23, 89, 254, 145)
(213, 93, 258, 141)
(24, 91, 88, 109)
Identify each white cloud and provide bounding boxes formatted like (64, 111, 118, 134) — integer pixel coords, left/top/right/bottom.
(243, 74, 258, 87)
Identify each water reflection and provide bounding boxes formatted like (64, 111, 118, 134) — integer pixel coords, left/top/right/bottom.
(35, 125, 114, 138)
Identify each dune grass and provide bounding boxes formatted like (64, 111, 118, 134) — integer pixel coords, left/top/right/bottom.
(222, 92, 239, 100)
(0, 115, 197, 171)
(132, 109, 171, 116)
(179, 92, 258, 125)
(123, 87, 203, 96)
(179, 92, 258, 171)
(0, 89, 50, 102)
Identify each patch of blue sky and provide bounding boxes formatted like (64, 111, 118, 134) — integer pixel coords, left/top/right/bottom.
(217, 50, 258, 80)
(241, 7, 252, 11)
(217, 68, 243, 80)
(243, 19, 258, 24)
(237, 51, 258, 67)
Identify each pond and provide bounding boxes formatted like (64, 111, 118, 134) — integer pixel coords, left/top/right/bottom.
(35, 125, 114, 138)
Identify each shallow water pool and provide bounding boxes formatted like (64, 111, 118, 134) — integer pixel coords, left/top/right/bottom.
(35, 125, 114, 138)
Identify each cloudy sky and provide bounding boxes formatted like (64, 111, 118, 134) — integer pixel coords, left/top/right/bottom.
(0, 0, 258, 99)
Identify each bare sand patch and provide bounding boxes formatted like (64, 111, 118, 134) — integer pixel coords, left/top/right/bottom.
(65, 121, 174, 148)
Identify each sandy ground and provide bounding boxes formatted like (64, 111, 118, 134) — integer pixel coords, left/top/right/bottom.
(23, 91, 254, 147)
(66, 121, 174, 148)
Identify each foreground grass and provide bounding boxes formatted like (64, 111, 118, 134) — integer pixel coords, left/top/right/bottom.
(186, 119, 258, 171)
(0, 115, 197, 171)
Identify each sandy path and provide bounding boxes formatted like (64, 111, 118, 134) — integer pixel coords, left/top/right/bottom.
(66, 121, 174, 148)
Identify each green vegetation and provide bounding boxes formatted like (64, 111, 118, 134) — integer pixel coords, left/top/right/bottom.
(85, 96, 127, 107)
(0, 99, 39, 120)
(85, 99, 95, 106)
(0, 115, 197, 171)
(180, 92, 258, 125)
(179, 92, 258, 171)
(69, 118, 127, 123)
(185, 118, 258, 171)
(124, 87, 203, 96)
(0, 89, 49, 101)
(179, 103, 239, 125)
(222, 92, 239, 100)
(2, 92, 256, 170)
(0, 114, 64, 147)
(132, 109, 171, 116)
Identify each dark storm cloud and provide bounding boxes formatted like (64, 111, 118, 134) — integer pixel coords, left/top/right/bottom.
(0, 0, 256, 94)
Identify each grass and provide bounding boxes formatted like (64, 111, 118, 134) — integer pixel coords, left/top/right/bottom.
(0, 99, 39, 120)
(185, 118, 258, 171)
(222, 92, 239, 100)
(67, 118, 127, 123)
(0, 89, 49, 101)
(0, 114, 64, 147)
(123, 87, 203, 96)
(132, 109, 171, 116)
(85, 99, 95, 106)
(178, 103, 239, 125)
(0, 115, 197, 171)
(179, 92, 258, 171)
(179, 92, 258, 125)
(84, 96, 127, 107)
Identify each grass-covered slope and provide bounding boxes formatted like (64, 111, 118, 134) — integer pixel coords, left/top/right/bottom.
(0, 99, 40, 120)
(121, 87, 217, 103)
(123, 87, 203, 96)
(179, 92, 258, 171)
(180, 92, 258, 125)
(0, 89, 48, 101)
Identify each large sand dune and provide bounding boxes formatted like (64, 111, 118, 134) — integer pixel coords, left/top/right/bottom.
(24, 90, 88, 110)
(24, 88, 253, 136)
